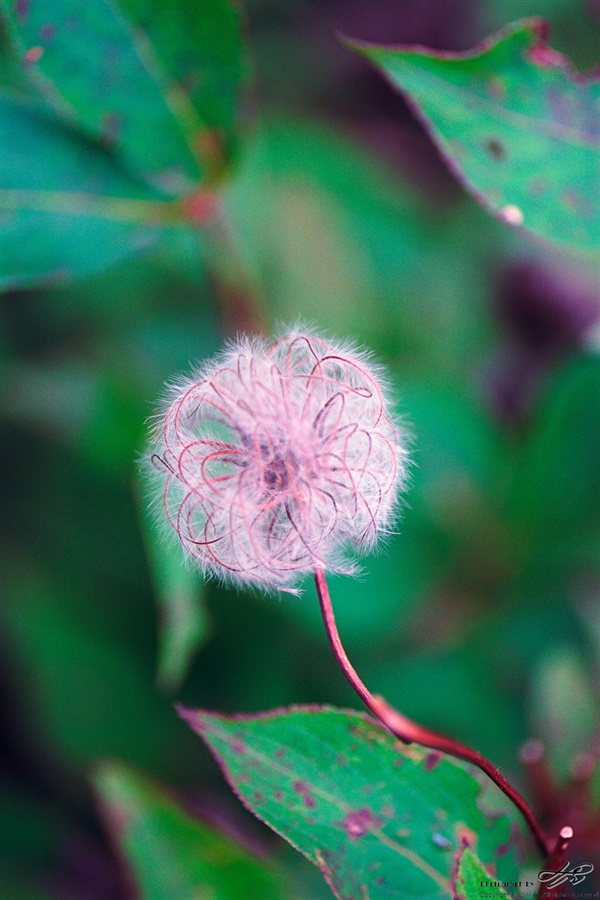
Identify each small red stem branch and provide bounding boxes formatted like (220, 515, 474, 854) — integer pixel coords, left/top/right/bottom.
(537, 827, 574, 900)
(313, 568, 551, 859)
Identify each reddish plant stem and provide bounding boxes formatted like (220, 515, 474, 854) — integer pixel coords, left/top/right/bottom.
(200, 200, 267, 338)
(313, 568, 550, 859)
(537, 827, 574, 900)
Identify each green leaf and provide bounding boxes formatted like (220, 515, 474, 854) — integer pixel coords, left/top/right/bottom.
(1, 569, 187, 774)
(454, 847, 511, 899)
(223, 117, 514, 371)
(343, 19, 600, 252)
(180, 705, 530, 900)
(1, 0, 203, 194)
(484, 0, 600, 73)
(93, 761, 285, 900)
(507, 356, 600, 559)
(0, 94, 181, 290)
(117, 0, 250, 161)
(135, 470, 211, 693)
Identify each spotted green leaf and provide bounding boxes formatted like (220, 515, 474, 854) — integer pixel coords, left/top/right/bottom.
(180, 705, 533, 900)
(1, 0, 203, 195)
(93, 761, 285, 900)
(343, 19, 600, 253)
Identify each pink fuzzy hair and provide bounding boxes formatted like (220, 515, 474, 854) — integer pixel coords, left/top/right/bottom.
(147, 330, 408, 592)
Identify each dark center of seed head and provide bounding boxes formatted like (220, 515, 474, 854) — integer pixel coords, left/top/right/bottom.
(263, 455, 289, 492)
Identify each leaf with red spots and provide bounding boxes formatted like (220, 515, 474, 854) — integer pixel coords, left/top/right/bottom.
(179, 704, 535, 900)
(453, 846, 511, 899)
(343, 19, 600, 253)
(0, 0, 248, 195)
(92, 761, 286, 900)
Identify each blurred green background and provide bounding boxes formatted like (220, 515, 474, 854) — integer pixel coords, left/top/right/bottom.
(1, 0, 599, 897)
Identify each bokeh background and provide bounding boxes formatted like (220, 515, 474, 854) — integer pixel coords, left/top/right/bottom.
(1, 0, 599, 897)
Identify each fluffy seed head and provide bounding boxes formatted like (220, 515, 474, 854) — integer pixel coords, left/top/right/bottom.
(147, 330, 408, 592)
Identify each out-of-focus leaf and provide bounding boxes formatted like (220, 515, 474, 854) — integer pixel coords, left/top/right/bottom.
(454, 846, 511, 899)
(2, 358, 147, 474)
(1, 0, 202, 194)
(0, 95, 182, 290)
(506, 356, 600, 563)
(399, 377, 505, 568)
(117, 0, 250, 162)
(2, 359, 99, 439)
(93, 761, 285, 900)
(180, 705, 530, 900)
(224, 118, 501, 368)
(223, 119, 400, 345)
(0, 572, 189, 774)
(0, 13, 31, 93)
(529, 647, 599, 778)
(344, 19, 600, 252)
(135, 470, 210, 693)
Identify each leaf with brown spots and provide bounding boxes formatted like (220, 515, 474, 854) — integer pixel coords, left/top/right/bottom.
(180, 704, 535, 900)
(343, 19, 600, 253)
(0, 0, 227, 195)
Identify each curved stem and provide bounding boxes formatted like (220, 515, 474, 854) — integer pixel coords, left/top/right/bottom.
(314, 568, 550, 858)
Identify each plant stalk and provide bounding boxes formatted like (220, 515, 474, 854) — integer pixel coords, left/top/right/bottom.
(537, 827, 574, 900)
(313, 567, 551, 858)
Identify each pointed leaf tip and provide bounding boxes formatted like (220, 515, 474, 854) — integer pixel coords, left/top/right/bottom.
(183, 705, 529, 899)
(174, 702, 199, 727)
(342, 18, 600, 252)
